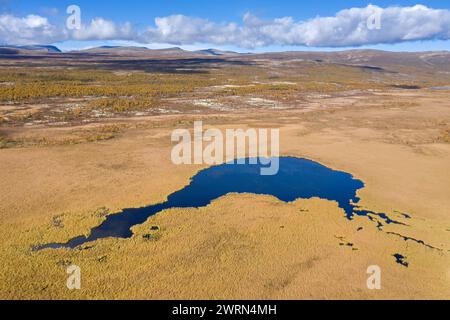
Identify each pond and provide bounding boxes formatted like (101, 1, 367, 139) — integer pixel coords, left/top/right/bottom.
(37, 157, 398, 250)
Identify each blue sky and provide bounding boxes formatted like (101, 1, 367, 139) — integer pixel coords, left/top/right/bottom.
(1, 0, 450, 52)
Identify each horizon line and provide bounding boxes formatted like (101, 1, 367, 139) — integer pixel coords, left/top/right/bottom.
(2, 44, 450, 55)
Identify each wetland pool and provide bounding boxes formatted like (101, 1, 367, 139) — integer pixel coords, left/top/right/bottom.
(37, 157, 398, 250)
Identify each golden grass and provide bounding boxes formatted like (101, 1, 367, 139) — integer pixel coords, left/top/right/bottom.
(441, 129, 450, 143)
(86, 97, 160, 113)
(0, 124, 126, 149)
(1, 62, 443, 105)
(1, 54, 450, 299)
(0, 68, 223, 102)
(1, 91, 450, 299)
(0, 135, 8, 149)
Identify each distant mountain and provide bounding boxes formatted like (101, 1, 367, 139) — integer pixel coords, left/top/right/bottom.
(1, 45, 448, 73)
(75, 46, 194, 57)
(194, 48, 240, 56)
(0, 45, 61, 54)
(75, 46, 242, 57)
(79, 46, 149, 54)
(251, 49, 450, 71)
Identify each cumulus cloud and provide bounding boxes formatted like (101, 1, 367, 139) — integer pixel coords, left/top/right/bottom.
(0, 14, 60, 45)
(139, 15, 241, 45)
(141, 5, 450, 48)
(71, 18, 133, 41)
(0, 13, 133, 45)
(0, 4, 449, 48)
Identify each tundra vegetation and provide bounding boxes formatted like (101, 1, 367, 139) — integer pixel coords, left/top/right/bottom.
(0, 50, 449, 299)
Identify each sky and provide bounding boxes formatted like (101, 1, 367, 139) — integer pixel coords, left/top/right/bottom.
(0, 0, 449, 52)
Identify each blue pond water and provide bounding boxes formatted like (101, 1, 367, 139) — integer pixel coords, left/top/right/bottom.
(38, 157, 397, 250)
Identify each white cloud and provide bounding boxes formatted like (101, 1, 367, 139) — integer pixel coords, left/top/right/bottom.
(0, 5, 449, 48)
(0, 14, 60, 45)
(140, 15, 240, 45)
(72, 18, 133, 41)
(141, 5, 450, 48)
(0, 14, 133, 45)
